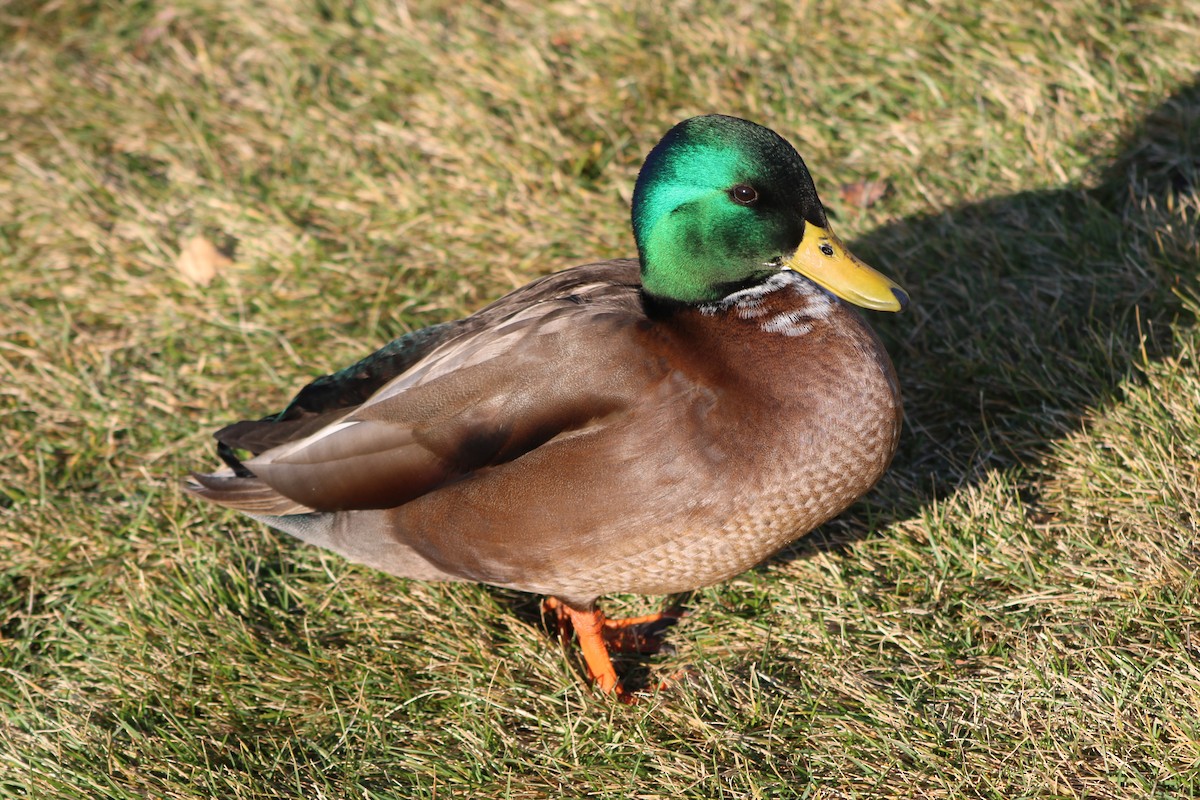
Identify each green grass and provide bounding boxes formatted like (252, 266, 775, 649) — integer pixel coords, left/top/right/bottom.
(3, 0, 1200, 797)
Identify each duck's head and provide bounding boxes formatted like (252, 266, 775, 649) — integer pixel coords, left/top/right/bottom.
(632, 114, 908, 310)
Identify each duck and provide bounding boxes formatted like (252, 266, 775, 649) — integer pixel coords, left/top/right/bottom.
(187, 114, 908, 702)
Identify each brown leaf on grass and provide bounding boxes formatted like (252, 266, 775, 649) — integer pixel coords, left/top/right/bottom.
(176, 236, 231, 286)
(550, 29, 585, 50)
(837, 179, 890, 209)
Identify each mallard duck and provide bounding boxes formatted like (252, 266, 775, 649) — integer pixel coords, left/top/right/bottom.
(188, 114, 907, 702)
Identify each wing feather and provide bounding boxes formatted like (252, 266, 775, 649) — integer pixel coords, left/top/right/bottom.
(191, 260, 649, 514)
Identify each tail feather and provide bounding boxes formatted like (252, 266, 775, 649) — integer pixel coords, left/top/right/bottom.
(185, 471, 316, 515)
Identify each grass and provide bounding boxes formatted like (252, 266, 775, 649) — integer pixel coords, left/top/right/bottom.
(2, 0, 1199, 796)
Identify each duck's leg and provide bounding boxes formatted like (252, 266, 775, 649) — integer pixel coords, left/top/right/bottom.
(542, 597, 685, 702)
(544, 597, 629, 701)
(543, 596, 575, 650)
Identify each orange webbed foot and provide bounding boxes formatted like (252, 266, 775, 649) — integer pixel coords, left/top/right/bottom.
(542, 597, 685, 703)
(601, 607, 685, 655)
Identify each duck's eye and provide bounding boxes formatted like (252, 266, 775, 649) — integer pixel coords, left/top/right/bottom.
(731, 184, 758, 205)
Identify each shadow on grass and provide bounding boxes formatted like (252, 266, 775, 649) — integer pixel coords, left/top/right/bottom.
(777, 74, 1200, 561)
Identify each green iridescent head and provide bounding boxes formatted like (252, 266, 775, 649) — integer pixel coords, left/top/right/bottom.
(631, 115, 907, 310)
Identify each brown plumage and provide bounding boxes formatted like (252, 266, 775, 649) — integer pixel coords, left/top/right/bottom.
(187, 115, 907, 701)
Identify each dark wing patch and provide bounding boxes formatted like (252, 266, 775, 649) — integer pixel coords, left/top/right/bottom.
(278, 321, 459, 420)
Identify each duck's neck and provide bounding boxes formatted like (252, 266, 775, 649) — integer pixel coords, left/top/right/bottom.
(697, 270, 839, 336)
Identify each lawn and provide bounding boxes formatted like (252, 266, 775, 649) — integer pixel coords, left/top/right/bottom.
(2, 0, 1200, 797)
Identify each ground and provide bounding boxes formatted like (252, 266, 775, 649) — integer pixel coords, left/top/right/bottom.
(2, 1, 1200, 797)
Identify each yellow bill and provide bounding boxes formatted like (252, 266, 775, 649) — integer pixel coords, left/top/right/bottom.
(782, 223, 908, 312)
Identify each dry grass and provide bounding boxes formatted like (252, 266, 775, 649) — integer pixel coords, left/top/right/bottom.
(2, 0, 1200, 797)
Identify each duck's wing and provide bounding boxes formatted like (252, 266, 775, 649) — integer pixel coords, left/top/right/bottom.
(189, 260, 649, 513)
